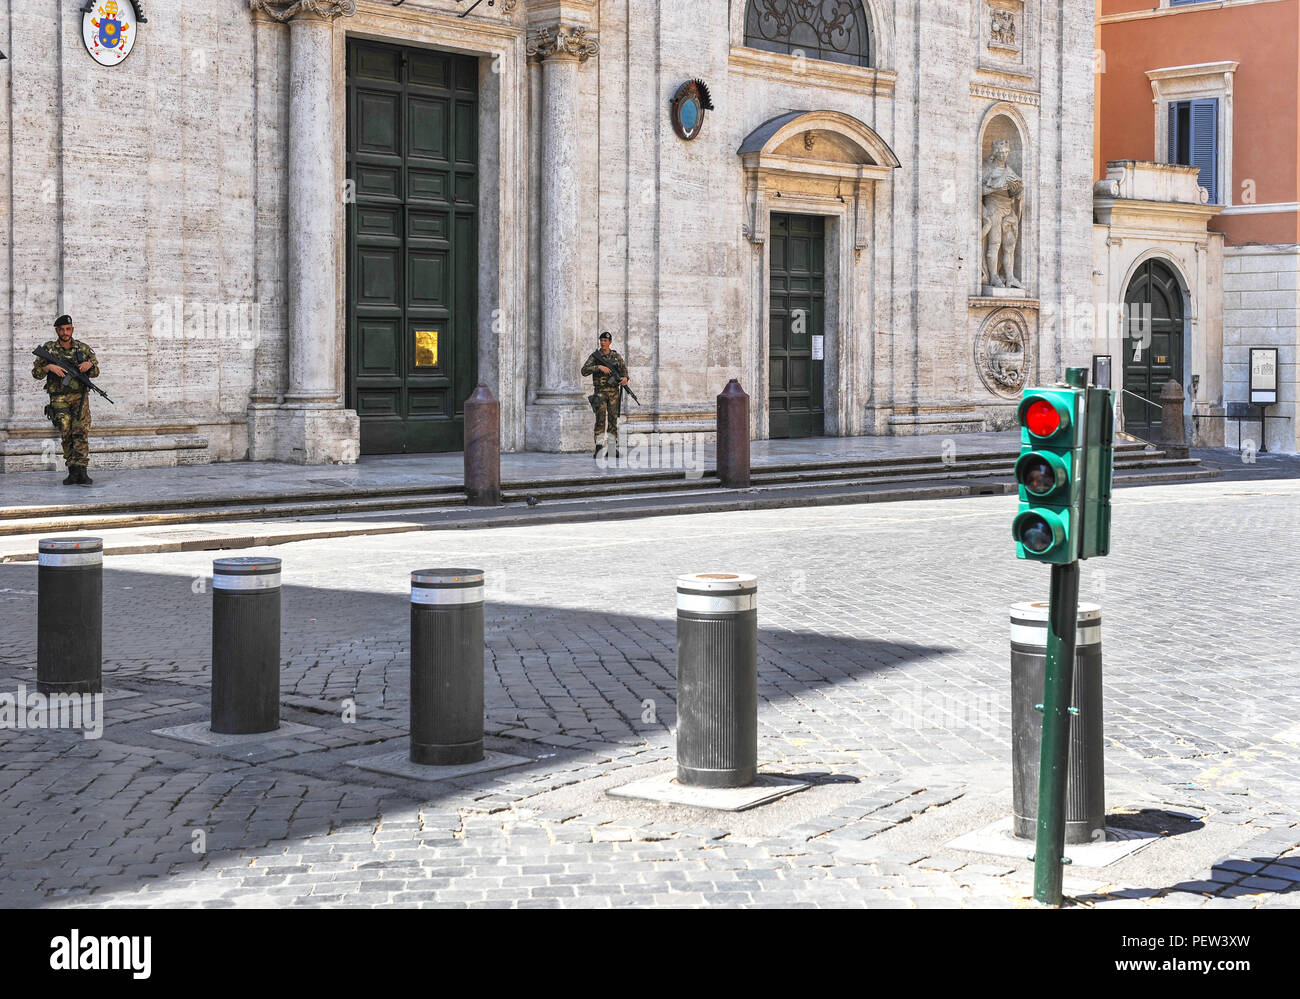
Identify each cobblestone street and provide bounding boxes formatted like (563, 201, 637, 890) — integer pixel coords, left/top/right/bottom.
(2, 478, 1298, 908)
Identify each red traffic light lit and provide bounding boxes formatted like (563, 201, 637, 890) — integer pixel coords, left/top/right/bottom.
(1023, 399, 1060, 437)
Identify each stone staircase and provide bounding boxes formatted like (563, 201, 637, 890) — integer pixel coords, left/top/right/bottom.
(0, 441, 1216, 538)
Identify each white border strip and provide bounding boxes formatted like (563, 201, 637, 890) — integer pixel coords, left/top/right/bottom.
(412, 586, 484, 606)
(677, 592, 757, 614)
(1011, 622, 1102, 648)
(38, 551, 102, 567)
(213, 573, 281, 591)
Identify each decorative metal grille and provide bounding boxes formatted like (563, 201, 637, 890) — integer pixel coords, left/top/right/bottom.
(744, 0, 873, 68)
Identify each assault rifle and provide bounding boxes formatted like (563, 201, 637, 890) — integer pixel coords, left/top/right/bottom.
(33, 346, 114, 404)
(587, 363, 640, 414)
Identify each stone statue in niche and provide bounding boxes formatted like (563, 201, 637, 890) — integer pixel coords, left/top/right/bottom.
(990, 10, 1016, 47)
(980, 139, 1024, 291)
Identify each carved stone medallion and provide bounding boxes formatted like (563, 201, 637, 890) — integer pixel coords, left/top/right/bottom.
(975, 309, 1031, 398)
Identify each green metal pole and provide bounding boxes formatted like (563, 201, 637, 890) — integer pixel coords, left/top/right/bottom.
(1033, 560, 1080, 906)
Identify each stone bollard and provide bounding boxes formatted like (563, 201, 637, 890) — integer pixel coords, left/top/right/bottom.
(675, 572, 758, 788)
(410, 568, 485, 765)
(1010, 601, 1105, 845)
(37, 537, 103, 695)
(1159, 379, 1189, 459)
(715, 379, 750, 489)
(464, 384, 501, 506)
(211, 557, 282, 735)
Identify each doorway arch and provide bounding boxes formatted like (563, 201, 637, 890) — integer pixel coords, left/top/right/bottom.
(1122, 258, 1186, 439)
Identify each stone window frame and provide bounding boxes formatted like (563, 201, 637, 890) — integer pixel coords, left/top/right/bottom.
(732, 0, 892, 74)
(1148, 62, 1238, 208)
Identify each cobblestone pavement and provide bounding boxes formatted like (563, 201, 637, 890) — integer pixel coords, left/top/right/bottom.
(1, 477, 1298, 908)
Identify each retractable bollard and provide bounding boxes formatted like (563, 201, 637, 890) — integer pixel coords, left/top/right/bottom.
(37, 537, 103, 695)
(410, 569, 485, 765)
(676, 572, 758, 788)
(211, 557, 282, 735)
(1011, 601, 1105, 844)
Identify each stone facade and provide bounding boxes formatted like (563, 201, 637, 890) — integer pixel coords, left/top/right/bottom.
(1092, 160, 1225, 446)
(1221, 246, 1300, 454)
(0, 0, 1097, 469)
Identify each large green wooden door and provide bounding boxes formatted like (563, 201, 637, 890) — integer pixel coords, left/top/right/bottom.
(1123, 259, 1184, 440)
(347, 40, 479, 454)
(769, 214, 825, 438)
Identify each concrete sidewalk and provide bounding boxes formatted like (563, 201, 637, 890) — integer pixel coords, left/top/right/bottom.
(0, 432, 1025, 514)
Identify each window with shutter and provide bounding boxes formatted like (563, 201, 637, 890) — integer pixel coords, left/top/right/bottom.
(1167, 97, 1219, 203)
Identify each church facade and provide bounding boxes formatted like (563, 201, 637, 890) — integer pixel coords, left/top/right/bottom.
(0, 1, 1096, 470)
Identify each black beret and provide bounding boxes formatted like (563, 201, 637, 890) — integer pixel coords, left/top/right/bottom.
(598, 331, 612, 341)
(54, 315, 73, 328)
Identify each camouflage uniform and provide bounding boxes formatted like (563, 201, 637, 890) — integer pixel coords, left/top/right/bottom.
(32, 338, 99, 471)
(581, 347, 627, 448)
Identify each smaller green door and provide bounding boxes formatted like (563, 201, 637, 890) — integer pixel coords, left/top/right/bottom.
(769, 214, 826, 439)
(1123, 259, 1184, 439)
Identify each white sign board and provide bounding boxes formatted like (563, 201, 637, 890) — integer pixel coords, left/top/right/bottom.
(811, 335, 824, 361)
(1250, 347, 1278, 405)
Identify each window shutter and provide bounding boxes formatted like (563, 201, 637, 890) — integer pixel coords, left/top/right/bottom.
(1189, 98, 1219, 203)
(1167, 102, 1178, 163)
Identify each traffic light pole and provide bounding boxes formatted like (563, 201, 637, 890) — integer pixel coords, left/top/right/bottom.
(1033, 559, 1081, 906)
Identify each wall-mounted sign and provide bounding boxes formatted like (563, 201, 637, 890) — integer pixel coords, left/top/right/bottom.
(811, 335, 824, 361)
(415, 330, 439, 368)
(1250, 347, 1278, 405)
(81, 1, 147, 67)
(669, 79, 714, 142)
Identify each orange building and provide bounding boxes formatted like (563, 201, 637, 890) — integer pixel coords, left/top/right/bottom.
(1095, 0, 1299, 452)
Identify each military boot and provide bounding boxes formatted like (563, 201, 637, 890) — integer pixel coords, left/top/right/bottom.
(77, 466, 93, 485)
(63, 467, 78, 485)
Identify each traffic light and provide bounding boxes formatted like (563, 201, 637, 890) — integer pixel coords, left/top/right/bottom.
(1012, 387, 1082, 564)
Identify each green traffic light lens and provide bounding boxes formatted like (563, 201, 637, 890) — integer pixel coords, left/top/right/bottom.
(1020, 455, 1056, 495)
(1018, 514, 1055, 554)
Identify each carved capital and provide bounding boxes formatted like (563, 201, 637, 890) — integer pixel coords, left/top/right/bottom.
(527, 23, 599, 63)
(249, 0, 356, 23)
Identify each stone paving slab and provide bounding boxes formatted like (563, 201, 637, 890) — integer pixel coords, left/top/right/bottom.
(945, 816, 1159, 867)
(348, 749, 532, 782)
(607, 772, 810, 811)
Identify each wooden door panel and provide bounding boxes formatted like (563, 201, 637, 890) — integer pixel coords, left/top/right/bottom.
(768, 213, 825, 438)
(348, 39, 478, 455)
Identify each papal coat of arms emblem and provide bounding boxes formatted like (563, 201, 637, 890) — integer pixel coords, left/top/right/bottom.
(82, 1, 141, 67)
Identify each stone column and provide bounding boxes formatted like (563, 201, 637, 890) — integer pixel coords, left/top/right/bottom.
(524, 23, 598, 451)
(250, 0, 359, 464)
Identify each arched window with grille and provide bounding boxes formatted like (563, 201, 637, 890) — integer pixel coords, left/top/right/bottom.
(744, 0, 874, 68)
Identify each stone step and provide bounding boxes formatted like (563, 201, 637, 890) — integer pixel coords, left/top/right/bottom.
(0, 442, 1209, 535)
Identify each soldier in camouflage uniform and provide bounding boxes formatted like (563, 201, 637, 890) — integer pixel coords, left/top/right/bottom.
(581, 331, 628, 457)
(32, 315, 99, 485)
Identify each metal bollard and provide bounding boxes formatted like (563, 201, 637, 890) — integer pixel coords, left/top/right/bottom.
(715, 379, 751, 489)
(676, 572, 758, 788)
(37, 537, 103, 695)
(410, 568, 485, 765)
(464, 384, 502, 507)
(1010, 601, 1105, 844)
(211, 557, 282, 735)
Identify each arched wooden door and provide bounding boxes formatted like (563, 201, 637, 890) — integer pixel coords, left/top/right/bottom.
(1123, 259, 1184, 439)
